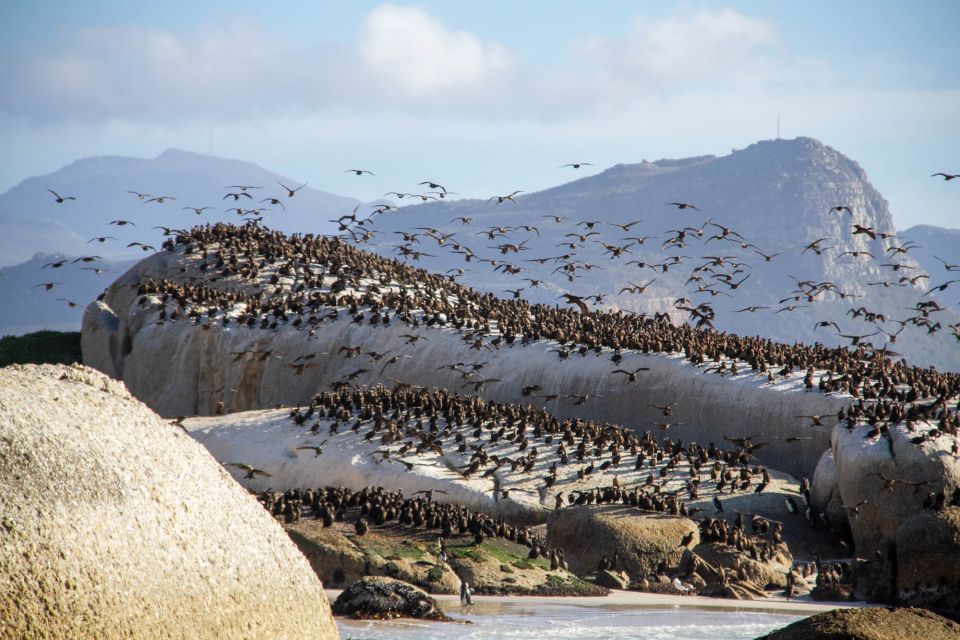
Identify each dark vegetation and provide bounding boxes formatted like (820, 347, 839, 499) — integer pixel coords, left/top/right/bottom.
(0, 330, 82, 367)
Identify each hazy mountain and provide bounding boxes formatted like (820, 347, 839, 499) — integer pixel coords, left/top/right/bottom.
(358, 137, 960, 370)
(899, 224, 960, 309)
(0, 148, 363, 266)
(0, 253, 138, 336)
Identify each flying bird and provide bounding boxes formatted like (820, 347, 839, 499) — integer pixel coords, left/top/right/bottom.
(490, 191, 523, 204)
(278, 181, 306, 197)
(225, 462, 272, 479)
(344, 169, 375, 176)
(560, 162, 593, 169)
(611, 366, 651, 382)
(46, 189, 75, 203)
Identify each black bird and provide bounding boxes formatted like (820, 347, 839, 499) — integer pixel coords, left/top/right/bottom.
(560, 162, 593, 169)
(278, 181, 306, 196)
(612, 367, 651, 382)
(46, 189, 75, 203)
(667, 202, 699, 211)
(345, 169, 375, 176)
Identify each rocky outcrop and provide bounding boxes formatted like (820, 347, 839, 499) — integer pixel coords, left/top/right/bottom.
(809, 420, 960, 609)
(83, 242, 848, 480)
(814, 421, 960, 559)
(546, 506, 697, 579)
(755, 606, 960, 640)
(895, 507, 960, 617)
(811, 449, 848, 534)
(286, 518, 604, 596)
(0, 364, 338, 640)
(331, 576, 448, 620)
(691, 543, 792, 589)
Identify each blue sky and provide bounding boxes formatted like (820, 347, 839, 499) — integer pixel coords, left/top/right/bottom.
(2, 1, 958, 227)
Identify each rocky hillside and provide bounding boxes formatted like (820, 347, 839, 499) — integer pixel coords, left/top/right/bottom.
(358, 138, 960, 370)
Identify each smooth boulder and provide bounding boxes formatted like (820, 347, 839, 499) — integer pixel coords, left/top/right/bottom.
(895, 507, 960, 617)
(0, 364, 338, 640)
(546, 505, 697, 579)
(755, 606, 960, 640)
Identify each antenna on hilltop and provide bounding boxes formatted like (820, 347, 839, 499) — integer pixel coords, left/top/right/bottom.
(776, 114, 781, 140)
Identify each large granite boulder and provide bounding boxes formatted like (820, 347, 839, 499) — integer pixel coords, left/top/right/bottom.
(331, 576, 447, 620)
(895, 507, 960, 617)
(755, 606, 960, 640)
(546, 505, 697, 579)
(81, 240, 847, 479)
(817, 421, 960, 559)
(811, 449, 849, 534)
(692, 542, 793, 589)
(0, 364, 338, 640)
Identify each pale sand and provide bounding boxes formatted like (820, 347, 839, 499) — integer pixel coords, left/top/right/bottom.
(325, 588, 861, 616)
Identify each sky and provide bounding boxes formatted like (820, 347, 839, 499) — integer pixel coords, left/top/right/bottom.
(1, 1, 958, 228)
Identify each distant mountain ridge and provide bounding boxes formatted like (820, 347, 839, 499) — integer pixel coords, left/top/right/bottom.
(357, 137, 960, 370)
(3, 140, 957, 368)
(0, 148, 362, 266)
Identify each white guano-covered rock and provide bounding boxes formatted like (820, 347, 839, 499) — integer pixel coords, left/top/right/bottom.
(83, 246, 849, 479)
(0, 364, 338, 640)
(825, 420, 960, 558)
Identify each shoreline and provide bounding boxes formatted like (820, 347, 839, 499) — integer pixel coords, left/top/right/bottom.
(325, 588, 860, 617)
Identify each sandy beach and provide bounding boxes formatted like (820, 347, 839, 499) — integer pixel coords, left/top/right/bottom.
(325, 588, 858, 616)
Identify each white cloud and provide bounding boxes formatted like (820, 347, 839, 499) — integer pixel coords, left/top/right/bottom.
(575, 8, 779, 85)
(0, 20, 350, 123)
(358, 4, 515, 98)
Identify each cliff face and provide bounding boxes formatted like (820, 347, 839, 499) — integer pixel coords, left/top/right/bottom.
(361, 137, 959, 370)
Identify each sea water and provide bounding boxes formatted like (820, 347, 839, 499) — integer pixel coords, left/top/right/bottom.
(336, 601, 803, 639)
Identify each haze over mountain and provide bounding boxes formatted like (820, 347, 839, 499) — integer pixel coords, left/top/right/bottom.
(0, 148, 361, 266)
(357, 137, 960, 370)
(899, 224, 960, 310)
(0, 253, 138, 336)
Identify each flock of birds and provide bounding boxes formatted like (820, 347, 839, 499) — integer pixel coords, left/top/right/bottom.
(35, 165, 960, 359)
(30, 163, 960, 594)
(341, 179, 960, 355)
(244, 384, 802, 595)
(105, 220, 959, 525)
